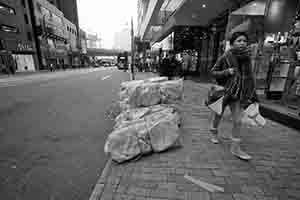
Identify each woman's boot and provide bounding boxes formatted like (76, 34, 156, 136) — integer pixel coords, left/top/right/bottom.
(209, 128, 219, 144)
(230, 138, 252, 160)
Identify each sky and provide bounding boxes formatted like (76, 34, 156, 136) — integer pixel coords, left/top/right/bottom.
(77, 0, 138, 49)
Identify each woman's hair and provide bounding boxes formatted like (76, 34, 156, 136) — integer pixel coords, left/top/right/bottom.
(229, 31, 249, 45)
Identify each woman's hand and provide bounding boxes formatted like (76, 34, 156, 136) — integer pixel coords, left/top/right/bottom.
(227, 68, 236, 75)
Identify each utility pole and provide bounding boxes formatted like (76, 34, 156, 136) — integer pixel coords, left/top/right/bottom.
(130, 17, 135, 80)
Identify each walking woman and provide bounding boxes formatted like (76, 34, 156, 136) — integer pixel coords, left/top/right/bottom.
(209, 31, 258, 160)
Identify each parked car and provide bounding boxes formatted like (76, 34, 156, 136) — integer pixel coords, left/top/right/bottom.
(92, 63, 100, 68)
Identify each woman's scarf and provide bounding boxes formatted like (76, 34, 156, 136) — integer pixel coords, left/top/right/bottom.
(224, 47, 257, 104)
(229, 47, 251, 60)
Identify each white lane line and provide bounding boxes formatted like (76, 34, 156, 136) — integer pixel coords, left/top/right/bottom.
(0, 69, 103, 87)
(0, 85, 16, 88)
(101, 75, 111, 80)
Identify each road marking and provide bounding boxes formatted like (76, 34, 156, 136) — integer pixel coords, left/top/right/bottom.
(101, 75, 111, 80)
(0, 83, 17, 87)
(0, 69, 105, 87)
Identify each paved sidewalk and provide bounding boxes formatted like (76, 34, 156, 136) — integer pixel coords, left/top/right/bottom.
(93, 76, 300, 200)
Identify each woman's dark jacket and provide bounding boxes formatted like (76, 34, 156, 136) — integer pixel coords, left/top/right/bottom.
(210, 49, 258, 105)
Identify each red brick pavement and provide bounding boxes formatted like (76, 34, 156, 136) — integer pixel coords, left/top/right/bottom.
(94, 75, 300, 200)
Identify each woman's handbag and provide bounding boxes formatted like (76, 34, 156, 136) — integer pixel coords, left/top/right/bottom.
(205, 85, 225, 115)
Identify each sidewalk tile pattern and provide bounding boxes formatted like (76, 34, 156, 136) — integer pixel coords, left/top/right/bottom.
(100, 78, 300, 200)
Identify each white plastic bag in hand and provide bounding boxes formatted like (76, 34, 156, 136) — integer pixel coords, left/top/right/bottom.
(241, 112, 258, 127)
(243, 103, 266, 127)
(244, 103, 259, 118)
(207, 96, 224, 116)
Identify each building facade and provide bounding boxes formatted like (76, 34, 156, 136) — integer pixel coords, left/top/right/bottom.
(0, 0, 38, 73)
(64, 17, 80, 67)
(113, 28, 131, 51)
(28, 0, 79, 69)
(138, 0, 300, 118)
(86, 33, 101, 49)
(47, 0, 80, 50)
(55, 0, 79, 29)
(79, 28, 87, 54)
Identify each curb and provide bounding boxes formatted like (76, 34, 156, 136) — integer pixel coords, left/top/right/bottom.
(260, 104, 300, 131)
(88, 72, 158, 200)
(89, 159, 113, 200)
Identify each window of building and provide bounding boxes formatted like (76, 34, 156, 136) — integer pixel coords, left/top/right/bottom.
(27, 32, 32, 41)
(0, 2, 16, 15)
(24, 14, 29, 24)
(1, 24, 19, 33)
(0, 40, 4, 50)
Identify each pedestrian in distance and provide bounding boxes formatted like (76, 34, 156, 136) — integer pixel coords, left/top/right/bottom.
(159, 50, 181, 80)
(50, 63, 54, 72)
(209, 31, 259, 161)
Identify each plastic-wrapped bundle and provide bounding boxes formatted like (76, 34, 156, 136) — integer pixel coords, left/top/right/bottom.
(119, 78, 183, 110)
(104, 105, 181, 163)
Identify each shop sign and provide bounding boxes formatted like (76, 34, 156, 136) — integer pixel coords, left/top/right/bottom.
(17, 43, 33, 51)
(56, 42, 67, 52)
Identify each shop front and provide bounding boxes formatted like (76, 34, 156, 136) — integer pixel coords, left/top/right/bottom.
(263, 0, 300, 113)
(152, 26, 206, 75)
(39, 34, 69, 70)
(225, 0, 300, 115)
(0, 50, 15, 74)
(1, 40, 38, 73)
(12, 42, 38, 72)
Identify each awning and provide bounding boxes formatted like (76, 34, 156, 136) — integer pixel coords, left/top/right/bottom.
(231, 0, 266, 16)
(226, 0, 266, 38)
(139, 0, 165, 40)
(151, 0, 247, 44)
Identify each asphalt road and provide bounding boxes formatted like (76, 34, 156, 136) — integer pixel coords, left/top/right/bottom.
(0, 67, 130, 200)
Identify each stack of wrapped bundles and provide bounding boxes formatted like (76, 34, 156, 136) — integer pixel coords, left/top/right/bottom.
(104, 77, 184, 163)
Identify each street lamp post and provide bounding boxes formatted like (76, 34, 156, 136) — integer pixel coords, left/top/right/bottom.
(131, 17, 135, 80)
(42, 14, 48, 70)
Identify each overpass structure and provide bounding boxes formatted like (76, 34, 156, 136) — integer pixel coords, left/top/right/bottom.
(86, 48, 129, 57)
